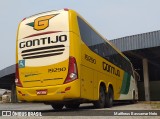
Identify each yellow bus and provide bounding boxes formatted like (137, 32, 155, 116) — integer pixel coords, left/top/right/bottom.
(16, 8, 138, 110)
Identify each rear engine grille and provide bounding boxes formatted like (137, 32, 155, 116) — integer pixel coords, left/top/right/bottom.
(21, 45, 65, 59)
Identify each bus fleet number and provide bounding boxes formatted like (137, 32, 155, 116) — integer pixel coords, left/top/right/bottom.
(85, 54, 96, 64)
(48, 67, 66, 73)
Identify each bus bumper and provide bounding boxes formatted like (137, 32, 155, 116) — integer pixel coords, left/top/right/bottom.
(16, 79, 80, 102)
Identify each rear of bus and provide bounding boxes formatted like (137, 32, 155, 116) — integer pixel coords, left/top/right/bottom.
(16, 9, 80, 102)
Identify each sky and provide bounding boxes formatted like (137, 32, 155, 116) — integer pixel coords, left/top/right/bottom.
(0, 0, 160, 70)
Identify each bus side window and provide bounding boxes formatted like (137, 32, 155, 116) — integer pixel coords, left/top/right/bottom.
(94, 48, 98, 54)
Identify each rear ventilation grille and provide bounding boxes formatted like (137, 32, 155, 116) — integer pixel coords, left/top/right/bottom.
(21, 45, 65, 59)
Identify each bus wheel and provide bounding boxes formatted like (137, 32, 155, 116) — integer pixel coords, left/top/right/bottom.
(65, 103, 80, 109)
(94, 86, 105, 108)
(130, 91, 136, 104)
(105, 87, 113, 108)
(51, 104, 64, 111)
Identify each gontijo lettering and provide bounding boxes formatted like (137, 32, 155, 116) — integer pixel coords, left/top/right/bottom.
(102, 61, 120, 77)
(19, 35, 67, 49)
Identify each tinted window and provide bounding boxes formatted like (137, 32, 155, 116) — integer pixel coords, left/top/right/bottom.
(78, 16, 133, 75)
(78, 17, 92, 47)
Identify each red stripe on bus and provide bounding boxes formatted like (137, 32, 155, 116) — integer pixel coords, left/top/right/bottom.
(23, 31, 62, 39)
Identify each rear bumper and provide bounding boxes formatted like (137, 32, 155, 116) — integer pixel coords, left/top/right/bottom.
(16, 79, 80, 102)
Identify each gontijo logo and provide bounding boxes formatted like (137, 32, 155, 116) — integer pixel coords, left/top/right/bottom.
(26, 14, 59, 31)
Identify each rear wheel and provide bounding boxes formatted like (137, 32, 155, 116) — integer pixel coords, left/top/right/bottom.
(65, 103, 80, 109)
(93, 86, 105, 108)
(105, 87, 113, 108)
(130, 91, 136, 104)
(51, 104, 64, 111)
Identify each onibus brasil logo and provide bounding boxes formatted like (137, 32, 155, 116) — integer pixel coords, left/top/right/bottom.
(26, 14, 59, 31)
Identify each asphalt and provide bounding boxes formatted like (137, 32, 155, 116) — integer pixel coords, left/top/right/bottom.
(0, 101, 159, 119)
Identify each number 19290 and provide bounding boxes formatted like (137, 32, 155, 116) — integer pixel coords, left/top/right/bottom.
(48, 67, 66, 73)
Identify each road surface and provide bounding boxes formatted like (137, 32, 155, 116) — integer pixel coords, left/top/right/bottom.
(0, 101, 159, 118)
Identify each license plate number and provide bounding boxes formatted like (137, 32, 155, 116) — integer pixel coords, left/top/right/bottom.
(36, 90, 47, 95)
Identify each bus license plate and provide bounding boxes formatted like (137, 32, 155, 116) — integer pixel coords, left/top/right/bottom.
(36, 89, 47, 95)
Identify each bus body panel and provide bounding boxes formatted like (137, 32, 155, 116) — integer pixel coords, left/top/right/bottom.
(76, 13, 138, 101)
(80, 40, 125, 100)
(18, 59, 69, 88)
(16, 9, 138, 104)
(17, 10, 70, 88)
(16, 9, 81, 102)
(17, 79, 80, 101)
(119, 75, 138, 100)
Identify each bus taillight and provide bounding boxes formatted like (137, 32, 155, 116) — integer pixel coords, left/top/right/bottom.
(15, 64, 23, 87)
(64, 57, 78, 84)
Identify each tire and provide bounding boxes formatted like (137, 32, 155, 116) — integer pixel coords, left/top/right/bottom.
(51, 104, 64, 111)
(130, 91, 136, 104)
(65, 103, 80, 109)
(105, 87, 113, 108)
(93, 86, 106, 108)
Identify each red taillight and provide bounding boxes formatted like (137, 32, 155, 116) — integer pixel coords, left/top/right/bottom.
(15, 64, 23, 87)
(64, 57, 78, 84)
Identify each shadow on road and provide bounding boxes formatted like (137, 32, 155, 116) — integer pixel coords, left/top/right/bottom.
(34, 101, 137, 116)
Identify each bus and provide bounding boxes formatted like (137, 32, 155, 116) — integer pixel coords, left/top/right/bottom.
(16, 8, 138, 110)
